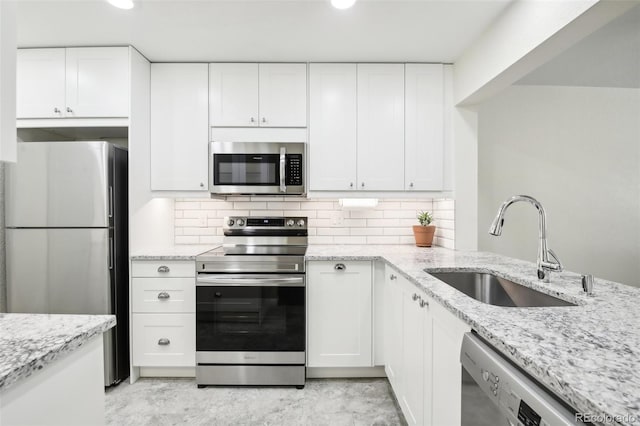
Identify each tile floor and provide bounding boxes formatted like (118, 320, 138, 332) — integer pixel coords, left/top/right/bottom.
(105, 378, 406, 426)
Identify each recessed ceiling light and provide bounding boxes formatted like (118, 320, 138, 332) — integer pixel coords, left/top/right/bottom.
(331, 0, 357, 10)
(107, 0, 134, 10)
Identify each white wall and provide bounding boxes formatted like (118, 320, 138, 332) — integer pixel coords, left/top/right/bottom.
(477, 85, 640, 286)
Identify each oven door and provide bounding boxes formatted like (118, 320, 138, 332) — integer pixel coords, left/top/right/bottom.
(196, 274, 305, 359)
(209, 142, 305, 195)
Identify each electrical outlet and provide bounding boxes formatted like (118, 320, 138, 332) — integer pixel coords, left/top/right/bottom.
(331, 211, 344, 226)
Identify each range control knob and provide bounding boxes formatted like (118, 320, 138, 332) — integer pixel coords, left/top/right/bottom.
(296, 219, 305, 227)
(286, 219, 295, 227)
(227, 219, 235, 226)
(236, 218, 245, 226)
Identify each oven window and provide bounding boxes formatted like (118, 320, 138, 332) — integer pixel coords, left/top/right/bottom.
(196, 286, 305, 352)
(214, 154, 279, 186)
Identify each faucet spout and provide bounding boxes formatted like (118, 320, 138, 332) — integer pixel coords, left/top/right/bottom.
(488, 195, 563, 282)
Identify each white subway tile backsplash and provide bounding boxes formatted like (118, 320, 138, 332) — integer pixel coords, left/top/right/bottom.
(233, 202, 267, 210)
(367, 236, 400, 244)
(174, 197, 455, 248)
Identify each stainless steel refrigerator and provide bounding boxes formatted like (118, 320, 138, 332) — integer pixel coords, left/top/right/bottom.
(5, 141, 129, 386)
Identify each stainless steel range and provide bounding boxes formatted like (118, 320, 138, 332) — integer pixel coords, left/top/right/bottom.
(195, 216, 307, 388)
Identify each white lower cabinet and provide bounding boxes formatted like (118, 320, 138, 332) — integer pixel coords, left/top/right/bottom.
(430, 299, 470, 426)
(131, 260, 196, 369)
(307, 260, 373, 367)
(385, 265, 469, 426)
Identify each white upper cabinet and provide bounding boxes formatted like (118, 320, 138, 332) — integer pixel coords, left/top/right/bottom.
(209, 63, 307, 128)
(209, 63, 259, 127)
(357, 64, 405, 191)
(64, 47, 129, 118)
(259, 63, 307, 127)
(17, 47, 129, 119)
(150, 63, 209, 191)
(17, 49, 66, 119)
(405, 64, 444, 191)
(309, 64, 357, 191)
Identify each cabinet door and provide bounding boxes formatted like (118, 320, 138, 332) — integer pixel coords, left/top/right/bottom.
(401, 282, 425, 426)
(259, 63, 307, 127)
(430, 301, 470, 426)
(65, 47, 129, 117)
(132, 313, 195, 367)
(307, 261, 372, 367)
(209, 63, 259, 127)
(405, 64, 444, 191)
(384, 267, 403, 391)
(150, 63, 209, 191)
(357, 64, 404, 191)
(309, 64, 357, 191)
(16, 48, 66, 119)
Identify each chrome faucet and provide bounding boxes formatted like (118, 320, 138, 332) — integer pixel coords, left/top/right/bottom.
(489, 195, 563, 282)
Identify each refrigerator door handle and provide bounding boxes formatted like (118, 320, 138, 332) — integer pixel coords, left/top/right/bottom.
(109, 186, 114, 219)
(109, 237, 114, 270)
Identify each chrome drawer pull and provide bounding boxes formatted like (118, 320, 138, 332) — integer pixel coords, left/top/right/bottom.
(334, 263, 346, 271)
(157, 266, 170, 273)
(158, 338, 170, 346)
(390, 274, 397, 280)
(412, 293, 420, 301)
(157, 292, 170, 300)
(420, 299, 429, 308)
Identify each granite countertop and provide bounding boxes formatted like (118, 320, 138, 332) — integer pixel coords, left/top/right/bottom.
(130, 245, 216, 261)
(307, 245, 640, 426)
(0, 313, 116, 392)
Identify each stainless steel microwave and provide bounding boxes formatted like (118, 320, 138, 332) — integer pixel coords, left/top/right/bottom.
(209, 141, 306, 196)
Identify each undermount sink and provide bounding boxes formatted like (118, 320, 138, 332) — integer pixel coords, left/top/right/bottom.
(428, 271, 577, 307)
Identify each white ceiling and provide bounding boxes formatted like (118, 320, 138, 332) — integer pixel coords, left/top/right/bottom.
(16, 0, 512, 63)
(517, 4, 640, 88)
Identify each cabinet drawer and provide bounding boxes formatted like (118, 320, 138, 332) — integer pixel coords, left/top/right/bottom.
(131, 260, 195, 278)
(307, 260, 371, 275)
(132, 313, 195, 367)
(132, 278, 195, 313)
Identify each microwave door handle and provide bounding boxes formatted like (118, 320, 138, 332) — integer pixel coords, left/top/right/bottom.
(279, 146, 286, 193)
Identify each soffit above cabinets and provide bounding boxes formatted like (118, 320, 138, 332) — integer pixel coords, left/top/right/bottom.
(16, 0, 512, 63)
(517, 4, 640, 89)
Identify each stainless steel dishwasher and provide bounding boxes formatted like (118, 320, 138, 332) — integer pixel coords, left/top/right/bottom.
(460, 332, 583, 426)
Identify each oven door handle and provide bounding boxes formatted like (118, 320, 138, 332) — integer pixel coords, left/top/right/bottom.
(279, 146, 286, 193)
(196, 276, 305, 287)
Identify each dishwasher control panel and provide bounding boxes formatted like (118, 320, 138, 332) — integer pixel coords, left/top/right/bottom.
(460, 333, 580, 426)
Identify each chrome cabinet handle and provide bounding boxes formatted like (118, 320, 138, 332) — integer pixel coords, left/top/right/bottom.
(412, 293, 419, 301)
(157, 292, 170, 300)
(250, 117, 255, 123)
(158, 338, 170, 346)
(420, 299, 429, 308)
(390, 274, 397, 280)
(334, 263, 346, 271)
(157, 265, 170, 273)
(200, 182, 205, 188)
(262, 117, 267, 123)
(350, 182, 354, 188)
(66, 107, 73, 113)
(54, 107, 61, 113)
(279, 146, 286, 193)
(361, 182, 365, 188)
(410, 182, 414, 188)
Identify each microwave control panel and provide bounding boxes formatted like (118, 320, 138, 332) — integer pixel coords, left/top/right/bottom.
(285, 154, 303, 186)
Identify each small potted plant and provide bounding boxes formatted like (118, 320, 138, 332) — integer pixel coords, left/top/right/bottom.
(413, 211, 436, 247)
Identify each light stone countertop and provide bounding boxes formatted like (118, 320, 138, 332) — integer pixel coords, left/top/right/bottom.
(307, 245, 640, 426)
(0, 313, 116, 392)
(130, 245, 216, 261)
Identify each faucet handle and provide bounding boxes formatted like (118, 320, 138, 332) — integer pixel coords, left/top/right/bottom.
(581, 274, 594, 296)
(547, 249, 563, 271)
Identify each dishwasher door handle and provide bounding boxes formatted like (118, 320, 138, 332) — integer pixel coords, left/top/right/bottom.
(196, 276, 305, 287)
